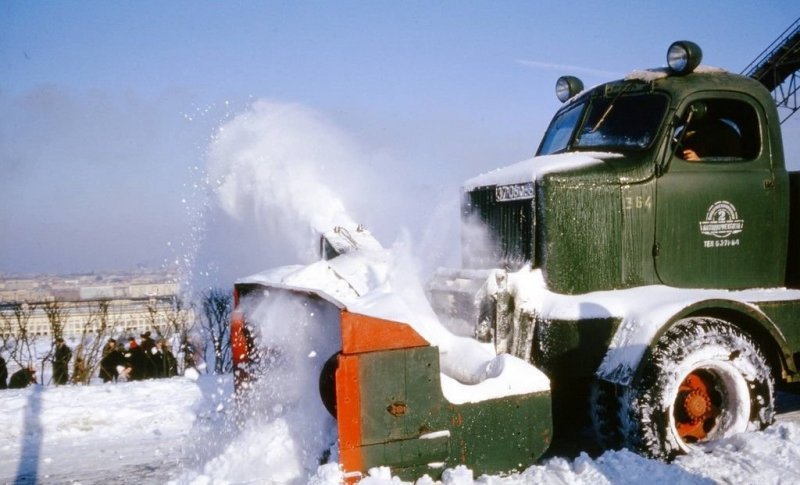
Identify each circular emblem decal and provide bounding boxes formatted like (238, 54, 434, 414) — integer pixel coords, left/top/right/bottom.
(699, 201, 744, 239)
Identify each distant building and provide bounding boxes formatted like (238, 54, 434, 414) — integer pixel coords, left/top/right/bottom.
(0, 268, 192, 338)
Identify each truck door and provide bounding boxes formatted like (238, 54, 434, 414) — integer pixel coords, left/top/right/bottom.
(655, 94, 787, 289)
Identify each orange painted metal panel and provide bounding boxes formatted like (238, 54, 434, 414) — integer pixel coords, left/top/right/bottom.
(340, 310, 429, 354)
(336, 354, 364, 476)
(230, 310, 248, 365)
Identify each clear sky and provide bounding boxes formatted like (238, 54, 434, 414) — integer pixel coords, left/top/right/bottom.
(2, 1, 799, 284)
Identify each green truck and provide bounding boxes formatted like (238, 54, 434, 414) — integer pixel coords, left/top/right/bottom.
(433, 37, 800, 461)
(232, 33, 800, 481)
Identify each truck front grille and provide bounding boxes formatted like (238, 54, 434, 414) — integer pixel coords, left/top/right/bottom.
(465, 185, 535, 269)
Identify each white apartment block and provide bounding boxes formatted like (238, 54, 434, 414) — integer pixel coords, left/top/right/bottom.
(0, 270, 192, 338)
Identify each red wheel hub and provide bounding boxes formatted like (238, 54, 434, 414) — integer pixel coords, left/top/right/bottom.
(674, 372, 719, 442)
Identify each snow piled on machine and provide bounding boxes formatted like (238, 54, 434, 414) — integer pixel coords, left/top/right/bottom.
(482, 266, 800, 385)
(462, 151, 622, 191)
(238, 226, 550, 399)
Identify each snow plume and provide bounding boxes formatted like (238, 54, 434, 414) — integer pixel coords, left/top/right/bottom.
(460, 212, 499, 269)
(186, 291, 342, 484)
(206, 100, 363, 263)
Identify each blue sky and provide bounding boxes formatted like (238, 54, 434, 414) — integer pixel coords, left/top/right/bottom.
(2, 2, 799, 282)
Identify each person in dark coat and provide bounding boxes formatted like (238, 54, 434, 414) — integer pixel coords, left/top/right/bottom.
(140, 331, 156, 354)
(99, 338, 126, 382)
(153, 339, 178, 378)
(126, 336, 155, 380)
(9, 366, 36, 389)
(0, 355, 8, 389)
(53, 337, 72, 385)
(138, 331, 158, 379)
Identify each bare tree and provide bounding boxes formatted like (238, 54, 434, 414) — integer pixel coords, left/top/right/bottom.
(42, 300, 70, 384)
(43, 300, 68, 342)
(0, 303, 19, 356)
(145, 298, 161, 335)
(71, 299, 113, 384)
(1, 302, 38, 373)
(199, 288, 233, 374)
(163, 295, 197, 373)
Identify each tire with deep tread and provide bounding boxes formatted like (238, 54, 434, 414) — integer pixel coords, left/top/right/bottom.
(620, 317, 774, 460)
(590, 379, 623, 450)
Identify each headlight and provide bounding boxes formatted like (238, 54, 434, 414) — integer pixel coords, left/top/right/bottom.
(556, 76, 584, 103)
(667, 41, 702, 75)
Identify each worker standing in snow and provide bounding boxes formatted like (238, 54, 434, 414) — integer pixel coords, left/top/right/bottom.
(153, 339, 178, 378)
(139, 331, 158, 379)
(53, 337, 72, 385)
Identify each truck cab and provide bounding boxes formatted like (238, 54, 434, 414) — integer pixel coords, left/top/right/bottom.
(463, 42, 791, 294)
(449, 40, 800, 461)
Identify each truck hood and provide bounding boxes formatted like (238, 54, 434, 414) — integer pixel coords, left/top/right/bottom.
(463, 151, 623, 191)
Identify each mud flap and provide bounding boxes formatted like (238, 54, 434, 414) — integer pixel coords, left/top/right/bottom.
(335, 311, 552, 481)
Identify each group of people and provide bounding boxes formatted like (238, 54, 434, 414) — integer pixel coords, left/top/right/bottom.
(0, 331, 179, 389)
(99, 331, 178, 382)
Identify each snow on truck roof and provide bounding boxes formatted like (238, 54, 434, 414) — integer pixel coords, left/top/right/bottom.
(624, 64, 728, 82)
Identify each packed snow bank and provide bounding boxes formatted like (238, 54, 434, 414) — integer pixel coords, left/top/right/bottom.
(2, 374, 798, 484)
(333, 422, 800, 484)
(0, 377, 208, 483)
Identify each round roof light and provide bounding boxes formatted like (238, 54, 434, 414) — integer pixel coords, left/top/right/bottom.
(667, 41, 702, 75)
(556, 76, 584, 103)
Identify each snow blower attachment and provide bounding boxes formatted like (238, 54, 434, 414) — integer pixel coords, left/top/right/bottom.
(230, 226, 552, 481)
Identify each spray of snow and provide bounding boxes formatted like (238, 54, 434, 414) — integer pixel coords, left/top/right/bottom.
(183, 291, 341, 484)
(460, 213, 500, 270)
(206, 100, 363, 262)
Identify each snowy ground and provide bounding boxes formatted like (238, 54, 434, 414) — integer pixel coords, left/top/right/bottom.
(2, 374, 800, 484)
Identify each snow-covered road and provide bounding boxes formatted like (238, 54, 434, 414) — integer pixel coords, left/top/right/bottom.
(2, 375, 800, 484)
(0, 375, 224, 484)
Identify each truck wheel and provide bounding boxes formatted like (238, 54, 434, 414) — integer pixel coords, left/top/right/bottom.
(623, 317, 774, 460)
(590, 379, 623, 450)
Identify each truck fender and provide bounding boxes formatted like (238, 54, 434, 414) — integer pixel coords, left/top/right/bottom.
(595, 298, 793, 386)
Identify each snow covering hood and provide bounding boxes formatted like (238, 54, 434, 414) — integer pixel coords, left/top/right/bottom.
(463, 151, 623, 191)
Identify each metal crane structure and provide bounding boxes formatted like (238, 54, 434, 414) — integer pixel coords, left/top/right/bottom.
(744, 17, 800, 123)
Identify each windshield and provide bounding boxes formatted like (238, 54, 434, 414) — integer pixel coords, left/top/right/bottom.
(538, 92, 669, 155)
(537, 102, 584, 155)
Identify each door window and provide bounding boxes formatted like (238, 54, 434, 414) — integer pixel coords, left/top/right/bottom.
(674, 99, 760, 163)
